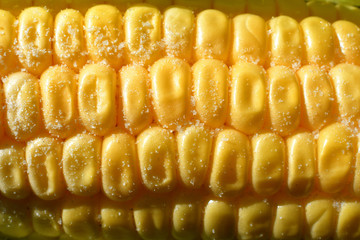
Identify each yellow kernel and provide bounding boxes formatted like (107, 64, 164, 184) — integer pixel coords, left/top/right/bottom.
(0, 140, 29, 199)
(106, 0, 142, 11)
(238, 200, 272, 240)
(62, 134, 101, 196)
(68, 0, 103, 14)
(230, 14, 266, 65)
(177, 126, 212, 189)
(31, 199, 62, 237)
(273, 204, 302, 239)
(40, 66, 78, 139)
(0, 10, 17, 76)
(228, 62, 266, 134)
(247, 0, 276, 21)
(0, 81, 3, 139)
(101, 197, 137, 240)
(4, 72, 42, 141)
(354, 135, 360, 196)
(134, 196, 170, 240)
(102, 131, 139, 201)
(33, 0, 67, 14)
(137, 127, 177, 193)
(193, 59, 229, 128)
(210, 129, 250, 197)
(78, 64, 117, 136)
(203, 200, 235, 240)
(329, 63, 360, 122)
(307, 0, 337, 23)
(297, 65, 334, 130)
(251, 133, 285, 196)
(268, 66, 301, 136)
(173, 0, 211, 11)
(336, 4, 360, 27)
(337, 202, 360, 239)
(267, 16, 303, 69)
(54, 9, 87, 71)
(333, 20, 360, 66)
(85, 5, 123, 69)
(305, 199, 334, 239)
(26, 137, 64, 200)
(119, 65, 152, 135)
(195, 10, 230, 61)
(124, 5, 162, 66)
(151, 57, 191, 128)
(172, 194, 201, 240)
(18, 7, 53, 76)
(163, 7, 194, 62)
(62, 196, 100, 240)
(318, 122, 354, 193)
(301, 17, 335, 67)
(286, 132, 315, 196)
(0, 198, 32, 238)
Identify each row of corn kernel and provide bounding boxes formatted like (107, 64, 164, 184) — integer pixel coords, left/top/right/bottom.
(2, 0, 360, 23)
(1, 60, 360, 141)
(0, 122, 358, 201)
(1, 5, 360, 77)
(1, 194, 360, 240)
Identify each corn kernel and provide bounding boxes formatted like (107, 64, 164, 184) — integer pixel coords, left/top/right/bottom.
(33, 0, 67, 14)
(203, 200, 235, 240)
(0, 81, 3, 139)
(177, 126, 212, 189)
(193, 59, 229, 128)
(172, 193, 201, 240)
(40, 66, 78, 139)
(173, 0, 211, 11)
(318, 122, 354, 193)
(62, 134, 101, 196)
(85, 5, 123, 69)
(18, 7, 53, 76)
(106, 0, 142, 12)
(238, 200, 272, 240)
(151, 57, 191, 128)
(102, 131, 139, 201)
(268, 66, 301, 136)
(69, 0, 103, 15)
(273, 204, 302, 239)
(267, 16, 303, 69)
(247, 0, 276, 21)
(0, 198, 32, 238)
(78, 63, 117, 136)
(336, 4, 360, 27)
(62, 196, 100, 240)
(297, 65, 334, 130)
(337, 202, 360, 239)
(101, 197, 137, 240)
(333, 20, 360, 66)
(163, 7, 194, 62)
(329, 63, 360, 122)
(0, 10, 17, 76)
(137, 127, 177, 193)
(354, 135, 360, 196)
(54, 9, 87, 71)
(230, 14, 266, 65)
(210, 129, 250, 197)
(0, 140, 29, 199)
(26, 137, 64, 200)
(31, 199, 62, 237)
(134, 196, 170, 240)
(307, 0, 337, 23)
(124, 5, 162, 66)
(228, 62, 266, 134)
(252, 133, 285, 195)
(119, 65, 152, 135)
(286, 132, 315, 196)
(305, 199, 334, 239)
(4, 72, 42, 141)
(301, 17, 335, 67)
(195, 10, 230, 62)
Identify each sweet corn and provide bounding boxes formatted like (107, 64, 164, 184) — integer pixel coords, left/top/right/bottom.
(1, 1, 360, 239)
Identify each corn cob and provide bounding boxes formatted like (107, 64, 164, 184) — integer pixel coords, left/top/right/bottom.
(0, 0, 360, 239)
